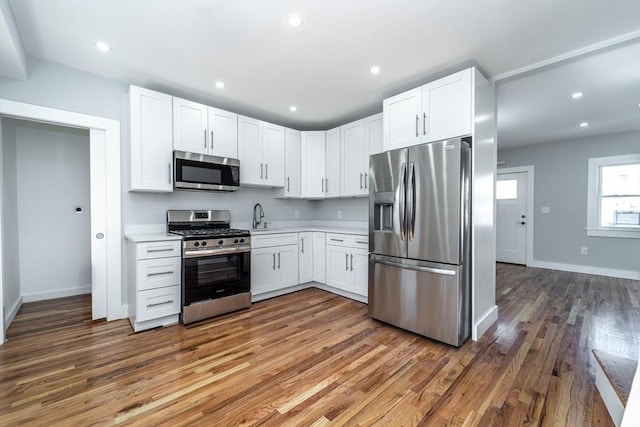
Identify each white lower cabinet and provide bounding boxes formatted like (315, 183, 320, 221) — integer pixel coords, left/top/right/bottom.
(127, 238, 182, 332)
(251, 233, 299, 296)
(325, 234, 369, 298)
(312, 232, 326, 283)
(299, 232, 313, 284)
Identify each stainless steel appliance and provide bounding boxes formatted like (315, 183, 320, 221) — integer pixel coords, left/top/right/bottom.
(167, 210, 250, 324)
(174, 150, 240, 192)
(368, 137, 471, 347)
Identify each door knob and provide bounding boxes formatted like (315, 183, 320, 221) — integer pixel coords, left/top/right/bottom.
(96, 233, 104, 239)
(521, 214, 526, 218)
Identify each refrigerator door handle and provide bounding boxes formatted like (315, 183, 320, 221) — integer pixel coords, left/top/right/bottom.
(408, 162, 416, 240)
(373, 259, 456, 276)
(399, 162, 407, 240)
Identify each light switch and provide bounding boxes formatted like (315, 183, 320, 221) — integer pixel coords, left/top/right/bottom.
(541, 207, 550, 214)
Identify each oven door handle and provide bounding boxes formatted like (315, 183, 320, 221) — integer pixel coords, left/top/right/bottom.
(183, 246, 250, 258)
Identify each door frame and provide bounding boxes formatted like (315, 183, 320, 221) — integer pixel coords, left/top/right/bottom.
(497, 165, 534, 266)
(0, 98, 123, 342)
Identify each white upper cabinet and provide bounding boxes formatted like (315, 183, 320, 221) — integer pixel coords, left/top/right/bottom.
(173, 98, 209, 154)
(208, 107, 238, 158)
(130, 86, 174, 192)
(383, 87, 422, 151)
(421, 68, 472, 143)
(238, 115, 285, 187)
(325, 127, 341, 198)
(366, 113, 384, 155)
(340, 119, 368, 197)
(383, 68, 473, 151)
(276, 128, 301, 198)
(301, 131, 326, 198)
(173, 98, 238, 158)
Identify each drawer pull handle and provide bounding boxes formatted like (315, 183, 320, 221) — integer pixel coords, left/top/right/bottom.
(147, 300, 173, 307)
(356, 240, 367, 244)
(147, 270, 174, 276)
(216, 289, 225, 293)
(330, 238, 344, 242)
(147, 247, 174, 252)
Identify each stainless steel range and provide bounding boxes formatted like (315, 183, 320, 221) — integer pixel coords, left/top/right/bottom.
(167, 210, 251, 324)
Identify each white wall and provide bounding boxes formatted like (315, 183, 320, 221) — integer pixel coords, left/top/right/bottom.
(1, 117, 21, 324)
(6, 118, 92, 301)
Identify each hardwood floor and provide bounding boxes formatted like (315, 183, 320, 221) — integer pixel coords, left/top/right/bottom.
(1, 263, 638, 426)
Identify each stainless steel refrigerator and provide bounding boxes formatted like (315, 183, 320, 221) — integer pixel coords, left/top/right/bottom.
(368, 137, 471, 347)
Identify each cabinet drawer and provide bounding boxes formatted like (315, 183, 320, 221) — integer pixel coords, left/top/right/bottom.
(137, 257, 181, 291)
(326, 233, 368, 249)
(251, 233, 298, 249)
(136, 285, 181, 322)
(136, 241, 181, 260)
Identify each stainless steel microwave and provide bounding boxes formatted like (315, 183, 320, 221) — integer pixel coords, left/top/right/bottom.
(174, 151, 240, 192)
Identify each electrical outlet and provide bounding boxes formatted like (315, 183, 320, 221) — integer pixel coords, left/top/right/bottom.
(541, 206, 550, 214)
(581, 247, 588, 255)
(337, 210, 342, 219)
(294, 210, 299, 219)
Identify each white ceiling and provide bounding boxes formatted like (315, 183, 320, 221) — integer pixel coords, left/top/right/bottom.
(4, 0, 640, 146)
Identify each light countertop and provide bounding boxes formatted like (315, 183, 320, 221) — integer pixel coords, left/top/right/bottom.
(124, 232, 183, 243)
(250, 226, 367, 236)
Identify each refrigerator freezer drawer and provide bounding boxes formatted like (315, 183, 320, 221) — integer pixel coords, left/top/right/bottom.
(368, 256, 470, 347)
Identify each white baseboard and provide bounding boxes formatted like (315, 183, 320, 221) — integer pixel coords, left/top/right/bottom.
(22, 286, 91, 303)
(313, 283, 368, 304)
(4, 296, 23, 330)
(529, 260, 640, 280)
(252, 283, 314, 303)
(473, 305, 498, 341)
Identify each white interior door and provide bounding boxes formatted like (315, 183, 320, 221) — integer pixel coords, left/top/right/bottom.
(90, 129, 108, 319)
(496, 172, 527, 264)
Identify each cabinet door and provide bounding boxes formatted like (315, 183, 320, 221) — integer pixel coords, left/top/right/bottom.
(279, 128, 301, 198)
(251, 247, 276, 295)
(130, 86, 173, 192)
(263, 122, 285, 187)
(298, 232, 313, 284)
(366, 113, 384, 155)
(208, 107, 238, 159)
(422, 68, 472, 143)
(301, 131, 326, 198)
(313, 232, 326, 283)
(351, 248, 369, 297)
(325, 127, 341, 198)
(340, 119, 367, 197)
(276, 244, 299, 289)
(326, 245, 350, 291)
(238, 115, 263, 186)
(173, 97, 208, 154)
(383, 87, 422, 151)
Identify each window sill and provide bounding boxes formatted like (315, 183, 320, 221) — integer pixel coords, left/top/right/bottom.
(586, 227, 640, 239)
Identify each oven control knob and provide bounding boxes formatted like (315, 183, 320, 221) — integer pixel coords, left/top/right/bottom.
(234, 239, 239, 244)
(201, 241, 207, 246)
(218, 240, 224, 245)
(240, 239, 245, 243)
(194, 242, 200, 247)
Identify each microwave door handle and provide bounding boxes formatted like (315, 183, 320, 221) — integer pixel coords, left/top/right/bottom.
(399, 162, 406, 241)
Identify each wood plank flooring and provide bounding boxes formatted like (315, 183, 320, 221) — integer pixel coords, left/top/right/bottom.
(1, 263, 639, 426)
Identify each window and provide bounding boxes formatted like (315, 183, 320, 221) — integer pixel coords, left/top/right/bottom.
(587, 154, 640, 238)
(496, 179, 517, 200)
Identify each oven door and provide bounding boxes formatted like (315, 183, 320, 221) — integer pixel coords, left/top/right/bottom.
(174, 150, 240, 192)
(183, 252, 250, 306)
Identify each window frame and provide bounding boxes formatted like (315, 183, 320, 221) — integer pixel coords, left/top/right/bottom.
(586, 153, 640, 239)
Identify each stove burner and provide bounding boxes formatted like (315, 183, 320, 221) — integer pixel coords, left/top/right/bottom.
(169, 228, 250, 239)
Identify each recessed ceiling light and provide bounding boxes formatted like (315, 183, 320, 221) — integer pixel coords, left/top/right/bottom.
(571, 92, 583, 99)
(95, 41, 111, 52)
(580, 122, 589, 127)
(215, 81, 225, 89)
(370, 66, 381, 75)
(287, 15, 303, 27)
(290, 106, 297, 112)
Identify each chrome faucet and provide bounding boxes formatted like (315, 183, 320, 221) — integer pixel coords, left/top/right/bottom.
(253, 203, 265, 229)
